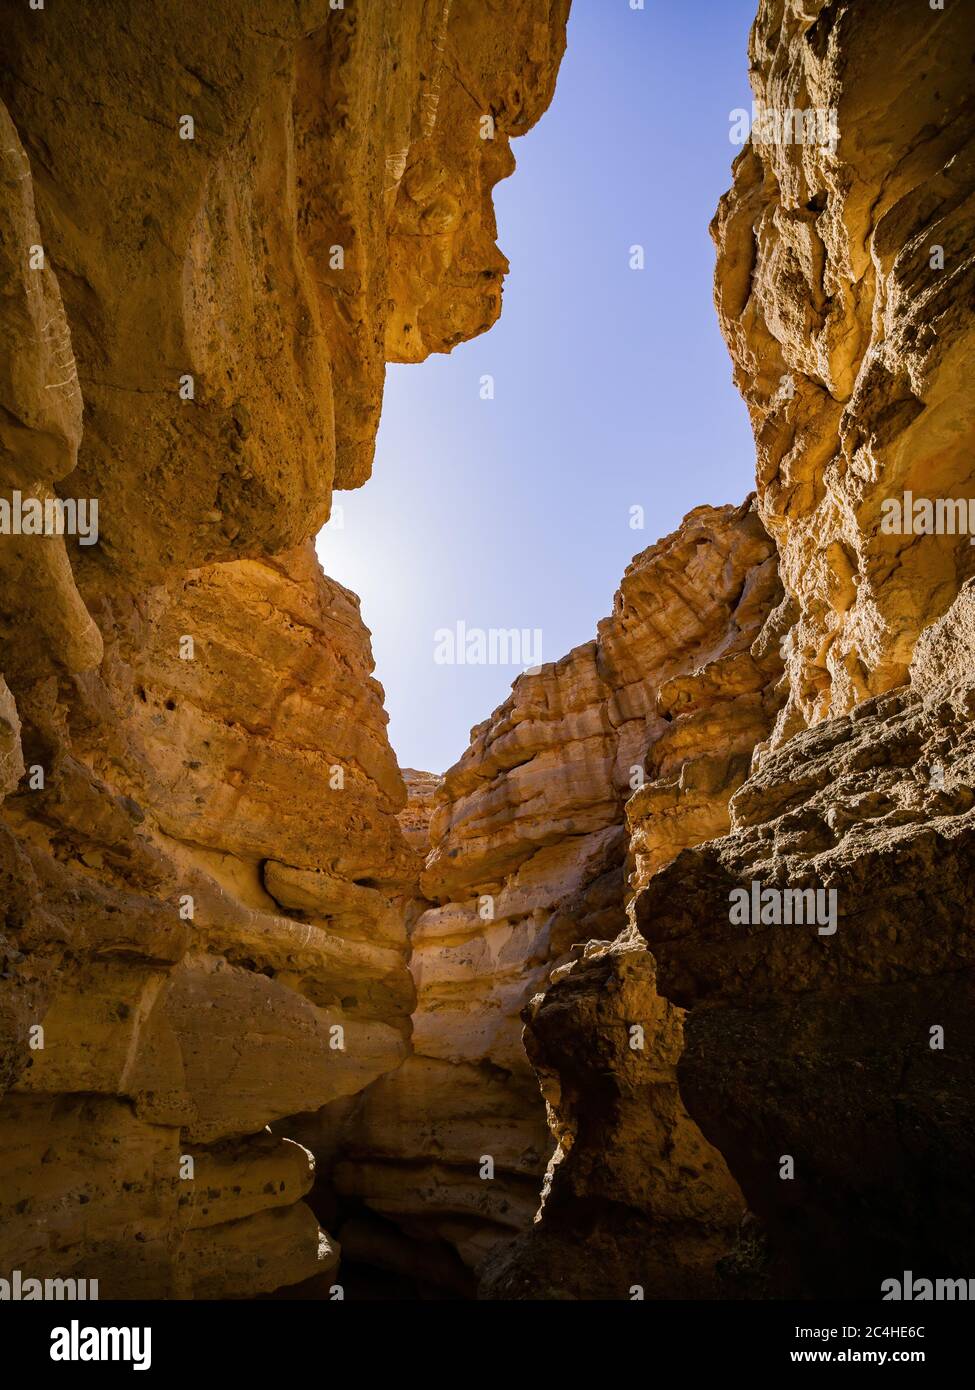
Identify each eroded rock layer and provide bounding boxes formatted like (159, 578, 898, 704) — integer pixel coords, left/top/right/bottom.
(629, 0, 975, 1300)
(0, 540, 418, 1296)
(713, 0, 975, 740)
(3, 0, 973, 1305)
(639, 584, 975, 1297)
(0, 0, 570, 1298)
(479, 928, 746, 1301)
(488, 0, 975, 1301)
(329, 502, 783, 1285)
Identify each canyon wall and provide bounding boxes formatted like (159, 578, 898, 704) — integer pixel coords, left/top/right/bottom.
(2, 0, 973, 1304)
(640, 0, 975, 1298)
(483, 0, 975, 1299)
(0, 0, 570, 1298)
(312, 501, 783, 1294)
(713, 0, 975, 738)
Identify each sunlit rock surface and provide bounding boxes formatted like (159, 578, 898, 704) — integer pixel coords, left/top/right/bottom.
(0, 0, 570, 1298)
(2, 0, 973, 1304)
(0, 0, 570, 591)
(712, 0, 975, 741)
(338, 503, 782, 1283)
(477, 0, 975, 1300)
(615, 0, 975, 1298)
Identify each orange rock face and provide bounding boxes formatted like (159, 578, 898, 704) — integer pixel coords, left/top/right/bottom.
(0, 0, 570, 1299)
(2, 0, 973, 1306)
(332, 503, 783, 1281)
(0, 537, 417, 1295)
(471, 0, 975, 1300)
(712, 0, 975, 741)
(628, 0, 975, 1296)
(397, 770, 443, 856)
(0, 0, 569, 592)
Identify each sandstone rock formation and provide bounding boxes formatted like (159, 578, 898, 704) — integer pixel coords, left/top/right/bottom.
(0, 0, 570, 1299)
(0, 0, 570, 591)
(397, 769, 442, 855)
(326, 502, 783, 1285)
(488, 0, 975, 1301)
(480, 928, 746, 1301)
(3, 0, 973, 1306)
(0, 538, 417, 1296)
(712, 0, 975, 741)
(625, 0, 975, 1300)
(639, 582, 975, 1297)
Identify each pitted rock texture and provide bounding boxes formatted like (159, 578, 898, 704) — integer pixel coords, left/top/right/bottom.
(712, 0, 975, 744)
(397, 769, 442, 855)
(0, 102, 100, 688)
(479, 929, 746, 1301)
(0, 541, 417, 1296)
(335, 502, 783, 1280)
(481, 0, 975, 1301)
(638, 587, 975, 1296)
(0, 0, 571, 1299)
(604, 0, 975, 1299)
(3, 0, 973, 1306)
(0, 0, 569, 591)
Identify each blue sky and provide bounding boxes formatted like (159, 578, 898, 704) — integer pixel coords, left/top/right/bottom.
(316, 0, 758, 774)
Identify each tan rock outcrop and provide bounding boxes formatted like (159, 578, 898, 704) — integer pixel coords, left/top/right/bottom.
(603, 0, 975, 1299)
(336, 503, 782, 1281)
(0, 0, 572, 1298)
(712, 0, 975, 742)
(480, 929, 745, 1300)
(398, 769, 443, 855)
(639, 584, 975, 1295)
(0, 0, 569, 591)
(0, 101, 101, 685)
(4, 0, 972, 1306)
(0, 540, 416, 1295)
(479, 0, 975, 1301)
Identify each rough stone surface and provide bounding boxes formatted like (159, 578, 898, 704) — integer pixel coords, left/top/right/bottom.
(397, 769, 442, 855)
(480, 929, 745, 1300)
(0, 101, 101, 686)
(3, 0, 973, 1305)
(0, 539, 418, 1296)
(475, 0, 975, 1300)
(639, 588, 975, 1295)
(0, 0, 569, 592)
(0, 0, 570, 1299)
(602, 0, 975, 1300)
(337, 503, 782, 1278)
(712, 0, 975, 742)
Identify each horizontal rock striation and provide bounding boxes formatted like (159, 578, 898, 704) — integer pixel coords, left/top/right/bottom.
(337, 502, 783, 1285)
(621, 0, 975, 1300)
(0, 539, 417, 1296)
(3, 0, 972, 1305)
(479, 0, 975, 1300)
(0, 0, 571, 1298)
